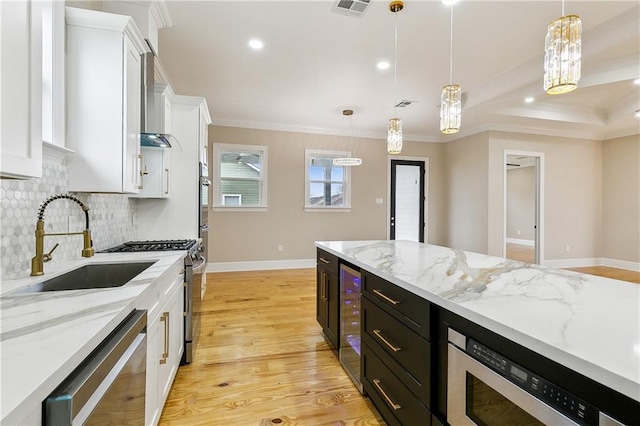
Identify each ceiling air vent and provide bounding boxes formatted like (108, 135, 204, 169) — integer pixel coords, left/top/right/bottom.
(332, 0, 371, 18)
(395, 100, 416, 108)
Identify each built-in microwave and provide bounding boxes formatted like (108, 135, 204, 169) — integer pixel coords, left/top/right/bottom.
(446, 328, 626, 426)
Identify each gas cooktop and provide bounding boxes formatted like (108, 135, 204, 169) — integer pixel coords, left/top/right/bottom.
(102, 239, 198, 253)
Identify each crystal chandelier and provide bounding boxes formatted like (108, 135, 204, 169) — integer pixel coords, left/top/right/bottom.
(543, 0, 581, 94)
(333, 109, 362, 166)
(387, 1, 403, 155)
(440, 3, 461, 134)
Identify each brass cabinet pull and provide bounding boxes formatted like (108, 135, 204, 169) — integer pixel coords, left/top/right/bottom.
(373, 289, 401, 305)
(321, 272, 328, 301)
(319, 257, 331, 264)
(372, 379, 401, 410)
(159, 312, 169, 364)
(373, 329, 401, 352)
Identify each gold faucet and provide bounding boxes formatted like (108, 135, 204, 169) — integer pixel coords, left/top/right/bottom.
(31, 194, 94, 276)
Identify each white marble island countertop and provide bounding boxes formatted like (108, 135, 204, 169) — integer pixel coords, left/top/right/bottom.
(0, 251, 186, 425)
(316, 240, 640, 403)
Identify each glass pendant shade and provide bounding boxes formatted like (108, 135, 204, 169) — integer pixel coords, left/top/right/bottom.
(544, 14, 581, 95)
(440, 84, 461, 134)
(387, 118, 403, 154)
(333, 157, 362, 166)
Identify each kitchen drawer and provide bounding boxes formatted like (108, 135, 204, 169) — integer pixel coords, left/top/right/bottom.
(362, 296, 431, 407)
(362, 270, 430, 339)
(363, 342, 431, 426)
(317, 248, 338, 272)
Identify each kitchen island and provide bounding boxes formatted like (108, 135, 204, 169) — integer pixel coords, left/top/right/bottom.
(317, 240, 639, 425)
(0, 251, 186, 425)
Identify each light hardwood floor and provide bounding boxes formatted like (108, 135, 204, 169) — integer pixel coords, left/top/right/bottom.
(159, 269, 385, 425)
(159, 264, 638, 425)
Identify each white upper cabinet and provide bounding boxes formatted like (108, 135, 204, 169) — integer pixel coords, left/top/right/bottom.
(0, 0, 43, 179)
(65, 7, 149, 193)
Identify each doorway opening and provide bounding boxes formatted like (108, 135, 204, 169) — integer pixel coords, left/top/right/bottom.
(389, 158, 427, 242)
(503, 151, 544, 264)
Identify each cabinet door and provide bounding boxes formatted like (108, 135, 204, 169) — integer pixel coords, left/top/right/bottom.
(124, 35, 142, 193)
(157, 283, 184, 411)
(326, 270, 340, 348)
(145, 315, 161, 426)
(317, 266, 329, 330)
(0, 0, 43, 179)
(198, 108, 208, 167)
(135, 147, 171, 198)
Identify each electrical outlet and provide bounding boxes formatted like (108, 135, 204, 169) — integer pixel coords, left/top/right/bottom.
(375, 198, 384, 205)
(516, 230, 521, 235)
(278, 245, 283, 252)
(566, 245, 570, 252)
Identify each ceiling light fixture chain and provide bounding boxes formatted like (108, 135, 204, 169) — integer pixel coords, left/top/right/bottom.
(387, 0, 404, 155)
(440, 2, 462, 135)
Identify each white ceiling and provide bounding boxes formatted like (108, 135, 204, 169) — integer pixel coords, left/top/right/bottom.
(157, 1, 640, 142)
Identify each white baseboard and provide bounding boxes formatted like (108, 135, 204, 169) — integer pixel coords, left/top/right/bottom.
(505, 238, 535, 246)
(542, 257, 640, 271)
(542, 258, 600, 269)
(600, 258, 640, 272)
(207, 258, 316, 273)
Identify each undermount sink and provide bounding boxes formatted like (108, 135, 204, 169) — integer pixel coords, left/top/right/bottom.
(17, 262, 155, 294)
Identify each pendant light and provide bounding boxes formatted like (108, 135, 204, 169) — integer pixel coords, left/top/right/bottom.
(440, 3, 461, 134)
(333, 109, 362, 167)
(544, 0, 581, 94)
(387, 1, 403, 155)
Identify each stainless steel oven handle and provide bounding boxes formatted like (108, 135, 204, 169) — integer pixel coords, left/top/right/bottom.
(447, 343, 579, 426)
(193, 256, 207, 272)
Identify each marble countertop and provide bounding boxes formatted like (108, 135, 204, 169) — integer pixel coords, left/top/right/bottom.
(316, 240, 640, 402)
(0, 251, 186, 424)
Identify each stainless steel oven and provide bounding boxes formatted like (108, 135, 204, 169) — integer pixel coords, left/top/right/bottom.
(102, 240, 203, 365)
(44, 310, 147, 425)
(447, 328, 625, 426)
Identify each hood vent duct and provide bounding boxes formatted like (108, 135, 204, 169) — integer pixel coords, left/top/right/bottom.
(140, 39, 174, 148)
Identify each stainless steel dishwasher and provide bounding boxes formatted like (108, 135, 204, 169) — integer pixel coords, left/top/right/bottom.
(44, 310, 147, 425)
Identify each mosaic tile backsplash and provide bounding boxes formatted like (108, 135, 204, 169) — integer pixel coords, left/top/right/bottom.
(1, 161, 137, 280)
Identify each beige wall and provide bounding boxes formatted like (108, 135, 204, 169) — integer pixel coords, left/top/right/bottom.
(443, 132, 490, 253)
(506, 167, 535, 240)
(487, 132, 603, 261)
(602, 135, 640, 263)
(208, 126, 445, 263)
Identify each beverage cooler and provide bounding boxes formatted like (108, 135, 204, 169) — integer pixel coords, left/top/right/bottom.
(339, 263, 363, 393)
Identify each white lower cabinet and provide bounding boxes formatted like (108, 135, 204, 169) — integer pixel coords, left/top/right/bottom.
(145, 263, 185, 425)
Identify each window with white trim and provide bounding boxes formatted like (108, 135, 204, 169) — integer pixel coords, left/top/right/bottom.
(213, 144, 268, 210)
(305, 149, 351, 211)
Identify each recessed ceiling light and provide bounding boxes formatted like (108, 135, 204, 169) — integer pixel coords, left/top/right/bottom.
(635, 109, 640, 118)
(524, 97, 535, 103)
(248, 39, 263, 50)
(634, 78, 640, 85)
(441, 0, 460, 5)
(377, 61, 390, 70)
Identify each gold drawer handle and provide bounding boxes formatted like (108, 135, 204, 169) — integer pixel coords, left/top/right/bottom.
(319, 257, 331, 264)
(373, 329, 401, 352)
(372, 379, 401, 410)
(373, 289, 400, 305)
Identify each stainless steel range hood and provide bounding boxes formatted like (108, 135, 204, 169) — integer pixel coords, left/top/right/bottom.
(140, 40, 175, 148)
